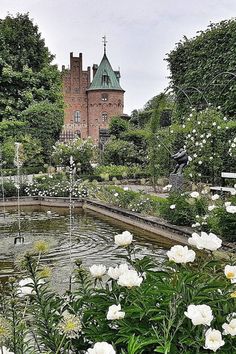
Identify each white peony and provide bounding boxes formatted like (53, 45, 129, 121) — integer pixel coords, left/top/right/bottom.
(184, 304, 213, 326)
(107, 304, 125, 320)
(86, 342, 116, 354)
(222, 318, 236, 336)
(107, 263, 129, 280)
(211, 194, 220, 200)
(224, 265, 236, 283)
(226, 205, 236, 214)
(188, 232, 222, 251)
(208, 205, 216, 211)
(114, 231, 133, 247)
(117, 269, 143, 288)
(204, 328, 225, 352)
(89, 265, 106, 278)
(190, 191, 200, 198)
(167, 245, 195, 264)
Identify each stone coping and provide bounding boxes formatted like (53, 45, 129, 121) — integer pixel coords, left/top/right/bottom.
(0, 196, 192, 245)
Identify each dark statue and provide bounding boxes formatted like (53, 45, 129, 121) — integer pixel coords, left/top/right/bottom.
(172, 148, 188, 175)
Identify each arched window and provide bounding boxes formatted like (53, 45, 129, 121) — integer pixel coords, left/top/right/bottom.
(101, 112, 108, 122)
(101, 93, 108, 101)
(74, 111, 80, 123)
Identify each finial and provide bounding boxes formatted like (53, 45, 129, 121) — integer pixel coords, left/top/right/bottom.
(102, 35, 107, 54)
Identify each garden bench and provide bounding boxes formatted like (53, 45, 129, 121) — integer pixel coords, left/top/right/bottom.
(210, 172, 236, 194)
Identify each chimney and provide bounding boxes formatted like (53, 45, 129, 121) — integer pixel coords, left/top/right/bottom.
(93, 64, 98, 78)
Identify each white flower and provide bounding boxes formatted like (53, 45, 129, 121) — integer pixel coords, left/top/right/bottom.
(224, 202, 231, 207)
(190, 191, 199, 198)
(123, 186, 129, 191)
(188, 232, 222, 251)
(208, 205, 216, 211)
(222, 318, 236, 336)
(114, 231, 133, 247)
(114, 193, 119, 197)
(107, 263, 129, 280)
(86, 342, 116, 354)
(107, 304, 125, 320)
(226, 205, 236, 213)
(170, 204, 176, 209)
(167, 245, 195, 264)
(185, 304, 213, 326)
(2, 348, 14, 354)
(117, 269, 143, 288)
(230, 190, 236, 196)
(18, 278, 43, 297)
(198, 160, 203, 165)
(204, 328, 225, 352)
(211, 194, 219, 201)
(89, 264, 106, 278)
(163, 184, 172, 191)
(224, 265, 236, 283)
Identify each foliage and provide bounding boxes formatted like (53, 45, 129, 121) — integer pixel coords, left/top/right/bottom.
(103, 139, 142, 166)
(94, 165, 147, 180)
(2, 135, 43, 168)
(52, 138, 96, 174)
(21, 101, 64, 159)
(1, 232, 235, 353)
(108, 116, 129, 139)
(0, 180, 27, 198)
(166, 18, 236, 118)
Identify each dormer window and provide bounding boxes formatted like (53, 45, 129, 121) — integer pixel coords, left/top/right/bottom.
(102, 71, 110, 86)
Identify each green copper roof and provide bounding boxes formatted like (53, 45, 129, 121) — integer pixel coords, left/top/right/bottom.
(88, 54, 124, 91)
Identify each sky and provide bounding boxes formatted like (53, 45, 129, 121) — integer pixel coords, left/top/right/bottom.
(1, 0, 236, 114)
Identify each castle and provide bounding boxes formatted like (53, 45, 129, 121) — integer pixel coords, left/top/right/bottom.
(61, 40, 125, 146)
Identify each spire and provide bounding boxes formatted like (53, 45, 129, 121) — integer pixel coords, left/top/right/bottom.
(102, 35, 107, 55)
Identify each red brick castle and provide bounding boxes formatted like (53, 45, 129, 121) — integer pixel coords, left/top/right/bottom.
(61, 38, 125, 145)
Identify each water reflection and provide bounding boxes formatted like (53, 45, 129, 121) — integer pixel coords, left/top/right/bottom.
(0, 206, 169, 290)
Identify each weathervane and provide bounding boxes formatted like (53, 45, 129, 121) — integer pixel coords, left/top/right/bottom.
(102, 35, 107, 54)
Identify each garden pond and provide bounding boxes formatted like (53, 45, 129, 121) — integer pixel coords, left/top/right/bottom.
(0, 206, 171, 291)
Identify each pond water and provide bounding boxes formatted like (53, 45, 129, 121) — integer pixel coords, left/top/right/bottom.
(0, 206, 170, 291)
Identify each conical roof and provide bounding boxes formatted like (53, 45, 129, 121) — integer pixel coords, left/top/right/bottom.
(88, 54, 124, 91)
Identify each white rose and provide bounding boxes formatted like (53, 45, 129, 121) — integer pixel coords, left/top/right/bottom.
(208, 205, 216, 211)
(185, 304, 213, 326)
(170, 204, 176, 209)
(222, 318, 236, 336)
(190, 191, 200, 198)
(167, 245, 195, 264)
(226, 205, 236, 214)
(86, 342, 116, 354)
(107, 304, 125, 320)
(224, 265, 236, 283)
(230, 190, 236, 196)
(225, 202, 231, 207)
(114, 231, 133, 247)
(188, 232, 222, 251)
(211, 194, 219, 201)
(117, 269, 143, 288)
(163, 184, 172, 191)
(204, 328, 225, 352)
(89, 264, 106, 278)
(107, 263, 129, 280)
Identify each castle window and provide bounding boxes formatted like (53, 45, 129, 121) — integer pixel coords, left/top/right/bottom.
(74, 110, 81, 123)
(101, 93, 108, 101)
(102, 72, 110, 86)
(101, 112, 108, 122)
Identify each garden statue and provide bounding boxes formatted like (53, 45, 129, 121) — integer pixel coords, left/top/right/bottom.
(171, 148, 188, 175)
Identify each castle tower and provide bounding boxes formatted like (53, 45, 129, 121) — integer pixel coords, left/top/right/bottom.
(61, 52, 91, 140)
(61, 39, 125, 143)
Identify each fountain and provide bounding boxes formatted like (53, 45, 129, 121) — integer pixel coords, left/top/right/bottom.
(14, 142, 24, 245)
(0, 149, 6, 218)
(68, 155, 76, 290)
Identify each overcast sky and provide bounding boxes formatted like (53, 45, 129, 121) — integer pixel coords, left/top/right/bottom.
(1, 0, 236, 113)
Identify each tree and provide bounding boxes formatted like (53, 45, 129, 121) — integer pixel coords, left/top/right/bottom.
(0, 13, 64, 161)
(108, 116, 129, 139)
(21, 101, 64, 158)
(166, 19, 236, 118)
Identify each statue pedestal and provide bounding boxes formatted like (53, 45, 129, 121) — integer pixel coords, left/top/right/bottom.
(169, 174, 184, 192)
